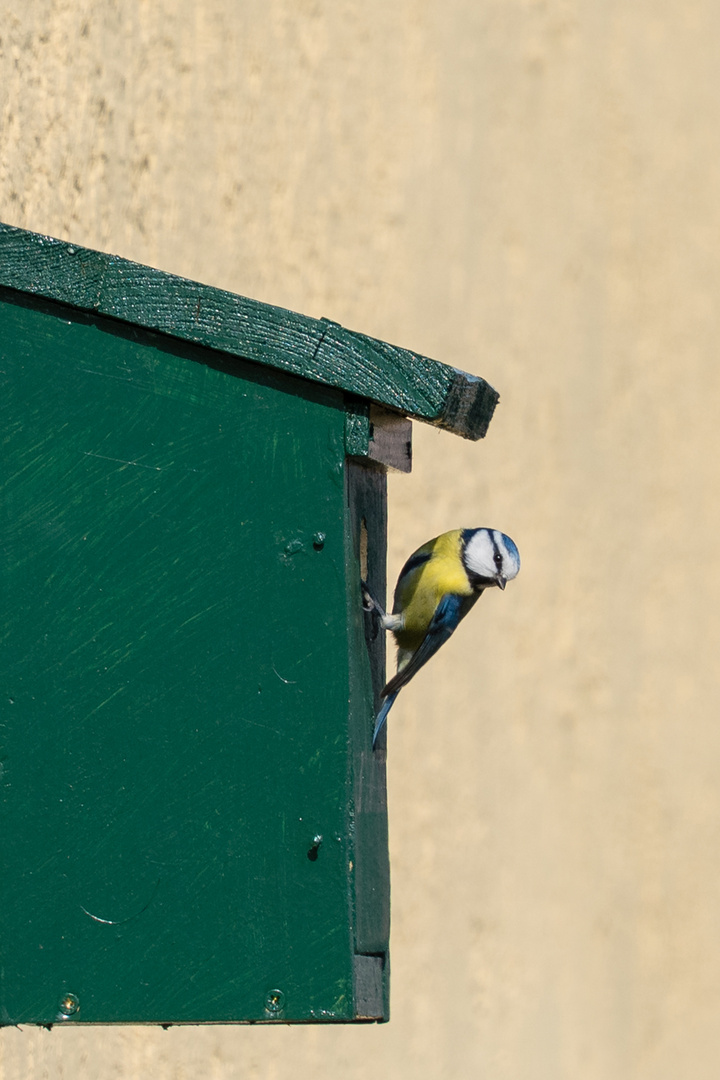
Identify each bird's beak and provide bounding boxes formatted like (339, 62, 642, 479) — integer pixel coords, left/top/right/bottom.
(496, 574, 506, 590)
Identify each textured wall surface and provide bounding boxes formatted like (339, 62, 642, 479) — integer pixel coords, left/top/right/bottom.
(3, 2, 720, 1077)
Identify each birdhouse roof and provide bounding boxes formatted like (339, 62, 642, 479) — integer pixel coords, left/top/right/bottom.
(0, 222, 498, 439)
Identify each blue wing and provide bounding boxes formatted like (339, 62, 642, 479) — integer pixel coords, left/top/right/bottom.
(371, 591, 481, 748)
(382, 592, 467, 699)
(372, 691, 399, 748)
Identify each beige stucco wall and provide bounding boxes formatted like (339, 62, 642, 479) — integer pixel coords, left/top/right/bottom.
(3, 2, 720, 1077)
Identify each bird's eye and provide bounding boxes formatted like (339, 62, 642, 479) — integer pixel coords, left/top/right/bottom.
(494, 552, 503, 568)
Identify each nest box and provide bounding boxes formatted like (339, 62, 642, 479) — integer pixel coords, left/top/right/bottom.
(0, 223, 498, 1026)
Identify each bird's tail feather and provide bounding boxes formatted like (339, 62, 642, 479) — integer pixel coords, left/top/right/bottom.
(372, 691, 398, 748)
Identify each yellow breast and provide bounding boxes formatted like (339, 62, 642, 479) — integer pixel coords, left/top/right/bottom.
(393, 529, 472, 650)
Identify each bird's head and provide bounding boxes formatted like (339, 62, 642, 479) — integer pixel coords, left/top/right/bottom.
(462, 528, 521, 591)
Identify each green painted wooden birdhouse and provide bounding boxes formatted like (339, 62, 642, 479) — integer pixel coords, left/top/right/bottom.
(0, 223, 498, 1027)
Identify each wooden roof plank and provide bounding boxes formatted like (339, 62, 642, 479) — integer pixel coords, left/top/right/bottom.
(0, 223, 499, 439)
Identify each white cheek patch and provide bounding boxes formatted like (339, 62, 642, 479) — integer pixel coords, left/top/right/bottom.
(464, 529, 495, 578)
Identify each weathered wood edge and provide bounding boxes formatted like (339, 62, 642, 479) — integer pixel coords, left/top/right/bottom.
(0, 223, 499, 440)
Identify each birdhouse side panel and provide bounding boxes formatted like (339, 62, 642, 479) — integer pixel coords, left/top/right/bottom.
(1, 290, 359, 1024)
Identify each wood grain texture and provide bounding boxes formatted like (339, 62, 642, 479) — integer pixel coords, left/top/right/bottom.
(368, 408, 413, 473)
(0, 222, 498, 439)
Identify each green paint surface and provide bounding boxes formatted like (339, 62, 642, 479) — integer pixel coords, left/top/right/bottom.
(1, 292, 388, 1024)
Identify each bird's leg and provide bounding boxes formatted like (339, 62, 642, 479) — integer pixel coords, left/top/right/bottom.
(360, 580, 403, 633)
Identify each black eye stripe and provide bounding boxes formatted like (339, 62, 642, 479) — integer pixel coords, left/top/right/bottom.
(490, 531, 503, 568)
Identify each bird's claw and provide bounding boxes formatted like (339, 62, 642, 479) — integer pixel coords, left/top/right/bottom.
(360, 579, 377, 613)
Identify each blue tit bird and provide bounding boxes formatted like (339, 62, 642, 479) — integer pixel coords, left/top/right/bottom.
(363, 527, 520, 748)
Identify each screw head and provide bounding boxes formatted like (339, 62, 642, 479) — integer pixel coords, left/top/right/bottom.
(264, 988, 285, 1014)
(58, 992, 79, 1017)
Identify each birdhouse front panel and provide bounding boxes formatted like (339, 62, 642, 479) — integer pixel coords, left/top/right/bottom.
(1, 287, 386, 1024)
